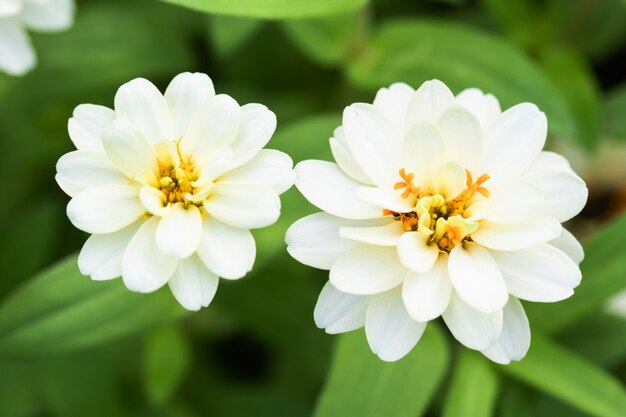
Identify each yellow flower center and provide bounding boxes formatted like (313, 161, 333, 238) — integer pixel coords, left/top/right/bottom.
(155, 140, 200, 205)
(384, 168, 491, 252)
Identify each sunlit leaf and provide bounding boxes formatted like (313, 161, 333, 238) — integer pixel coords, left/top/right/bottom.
(208, 15, 264, 58)
(314, 324, 448, 417)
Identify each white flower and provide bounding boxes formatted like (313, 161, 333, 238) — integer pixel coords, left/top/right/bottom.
(286, 80, 587, 363)
(56, 72, 295, 311)
(0, 0, 74, 75)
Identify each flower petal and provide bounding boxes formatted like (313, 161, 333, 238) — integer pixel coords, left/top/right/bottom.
(114, 78, 173, 144)
(78, 221, 141, 281)
(330, 245, 407, 295)
(524, 168, 588, 223)
(549, 227, 584, 264)
(102, 119, 157, 178)
(0, 19, 35, 76)
(437, 106, 483, 172)
(122, 217, 177, 293)
(204, 181, 280, 229)
(356, 186, 414, 212)
(155, 203, 203, 259)
(401, 122, 445, 188)
(433, 162, 468, 200)
(365, 287, 426, 362)
(402, 255, 452, 322)
(67, 104, 116, 151)
(285, 213, 371, 270)
(197, 217, 256, 280)
(448, 244, 508, 314)
(67, 185, 144, 234)
(482, 182, 544, 224)
(405, 79, 455, 126)
(481, 297, 530, 364)
(55, 150, 127, 197)
(492, 243, 581, 302)
(329, 127, 372, 184)
(295, 160, 380, 219)
(138, 186, 169, 217)
(22, 0, 74, 31)
(472, 215, 562, 251)
(168, 255, 219, 311)
(314, 282, 370, 334)
(442, 292, 503, 350)
(483, 103, 547, 183)
(229, 103, 277, 169)
(455, 88, 501, 129)
(164, 72, 215, 136)
(397, 232, 439, 273)
(339, 221, 405, 246)
(373, 82, 414, 130)
(223, 149, 295, 194)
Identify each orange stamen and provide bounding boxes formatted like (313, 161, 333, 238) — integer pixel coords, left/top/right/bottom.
(394, 168, 421, 199)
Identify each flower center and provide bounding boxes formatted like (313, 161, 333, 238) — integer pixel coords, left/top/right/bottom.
(155, 140, 200, 205)
(384, 168, 490, 252)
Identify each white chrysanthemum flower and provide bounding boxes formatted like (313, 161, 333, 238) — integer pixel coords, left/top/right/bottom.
(0, 0, 74, 75)
(56, 73, 295, 311)
(286, 80, 588, 363)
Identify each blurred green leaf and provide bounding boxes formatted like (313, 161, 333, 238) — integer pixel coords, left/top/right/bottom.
(498, 382, 533, 417)
(442, 350, 498, 417)
(347, 19, 576, 139)
(0, 361, 41, 417)
(540, 47, 600, 147)
(0, 256, 187, 358)
(208, 15, 264, 58)
(143, 326, 191, 406)
(281, 12, 368, 67)
(527, 213, 626, 334)
(313, 325, 448, 417)
(503, 333, 626, 417)
(159, 0, 369, 19)
(603, 84, 626, 140)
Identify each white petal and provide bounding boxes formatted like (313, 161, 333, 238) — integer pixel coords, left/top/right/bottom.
(314, 282, 370, 334)
(330, 245, 407, 295)
(402, 255, 452, 322)
(373, 82, 414, 130)
(549, 228, 584, 264)
(482, 182, 543, 224)
(330, 129, 372, 184)
(472, 215, 562, 251)
(164, 72, 215, 136)
(397, 232, 440, 273)
(401, 122, 445, 187)
(0, 20, 35, 76)
(442, 292, 503, 350)
(0, 0, 22, 17)
(229, 103, 277, 169)
(114, 78, 173, 144)
(437, 106, 483, 172)
(481, 297, 530, 364)
(155, 203, 203, 259)
(342, 104, 399, 188)
(285, 213, 371, 270)
(365, 287, 426, 362)
(455, 88, 501, 129)
(193, 146, 233, 186)
(78, 221, 141, 281)
(524, 168, 588, 223)
(223, 149, 295, 194)
(185, 94, 240, 163)
(67, 185, 144, 234)
(204, 181, 280, 229)
(339, 221, 405, 246)
(102, 119, 157, 177)
(168, 255, 219, 311)
(492, 243, 581, 302)
(406, 79, 455, 126)
(483, 103, 547, 183)
(448, 244, 508, 313)
(138, 187, 169, 217)
(22, 0, 74, 31)
(122, 217, 177, 293)
(197, 217, 256, 280)
(295, 160, 380, 220)
(433, 162, 468, 200)
(67, 104, 116, 151)
(55, 150, 127, 197)
(356, 186, 414, 212)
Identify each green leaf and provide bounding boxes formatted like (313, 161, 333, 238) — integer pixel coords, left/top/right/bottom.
(347, 19, 576, 139)
(208, 15, 264, 58)
(603, 84, 626, 141)
(502, 333, 626, 417)
(442, 350, 499, 417)
(540, 47, 601, 147)
(313, 324, 448, 417)
(526, 213, 626, 334)
(159, 0, 369, 19)
(143, 325, 191, 406)
(0, 256, 187, 358)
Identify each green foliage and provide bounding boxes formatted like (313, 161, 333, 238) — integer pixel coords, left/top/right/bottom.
(159, 0, 369, 19)
(603, 84, 626, 140)
(314, 325, 449, 417)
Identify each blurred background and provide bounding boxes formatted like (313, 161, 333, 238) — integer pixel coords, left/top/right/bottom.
(0, 0, 625, 416)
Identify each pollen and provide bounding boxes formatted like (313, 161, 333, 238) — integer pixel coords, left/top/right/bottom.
(384, 168, 488, 252)
(156, 140, 200, 205)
